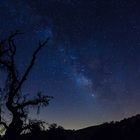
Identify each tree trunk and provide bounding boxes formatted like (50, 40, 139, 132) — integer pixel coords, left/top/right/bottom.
(3, 117, 23, 140)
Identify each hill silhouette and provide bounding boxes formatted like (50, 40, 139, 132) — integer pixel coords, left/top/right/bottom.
(76, 114, 140, 140)
(6, 114, 139, 140)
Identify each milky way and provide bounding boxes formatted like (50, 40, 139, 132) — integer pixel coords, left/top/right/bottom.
(0, 0, 140, 129)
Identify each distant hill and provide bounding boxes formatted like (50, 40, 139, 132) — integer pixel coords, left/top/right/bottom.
(75, 114, 140, 140)
(5, 114, 140, 140)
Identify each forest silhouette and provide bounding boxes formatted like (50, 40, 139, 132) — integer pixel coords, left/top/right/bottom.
(1, 114, 140, 140)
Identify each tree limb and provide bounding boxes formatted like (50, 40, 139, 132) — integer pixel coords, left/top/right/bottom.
(16, 95, 52, 109)
(15, 38, 49, 94)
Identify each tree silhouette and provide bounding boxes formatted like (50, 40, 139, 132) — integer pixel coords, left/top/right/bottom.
(0, 31, 52, 140)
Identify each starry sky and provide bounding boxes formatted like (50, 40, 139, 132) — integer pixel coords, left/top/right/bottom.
(0, 0, 140, 129)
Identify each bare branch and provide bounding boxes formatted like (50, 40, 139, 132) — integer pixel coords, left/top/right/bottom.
(0, 59, 10, 69)
(15, 38, 49, 94)
(16, 95, 53, 109)
(0, 30, 21, 69)
(8, 30, 22, 40)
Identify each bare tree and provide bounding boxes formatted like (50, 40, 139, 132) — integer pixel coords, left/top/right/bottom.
(0, 31, 53, 140)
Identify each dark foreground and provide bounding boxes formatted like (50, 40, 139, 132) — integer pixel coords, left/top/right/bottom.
(1, 114, 140, 140)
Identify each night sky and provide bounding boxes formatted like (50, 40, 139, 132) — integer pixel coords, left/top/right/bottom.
(0, 0, 140, 129)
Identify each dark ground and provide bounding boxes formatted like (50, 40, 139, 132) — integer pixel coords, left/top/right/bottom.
(3, 114, 139, 140)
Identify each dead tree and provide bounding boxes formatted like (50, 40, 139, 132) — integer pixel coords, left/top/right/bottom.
(0, 31, 52, 140)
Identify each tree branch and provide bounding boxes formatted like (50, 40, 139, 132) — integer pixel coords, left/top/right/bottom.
(15, 38, 49, 94)
(0, 60, 10, 69)
(16, 95, 52, 109)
